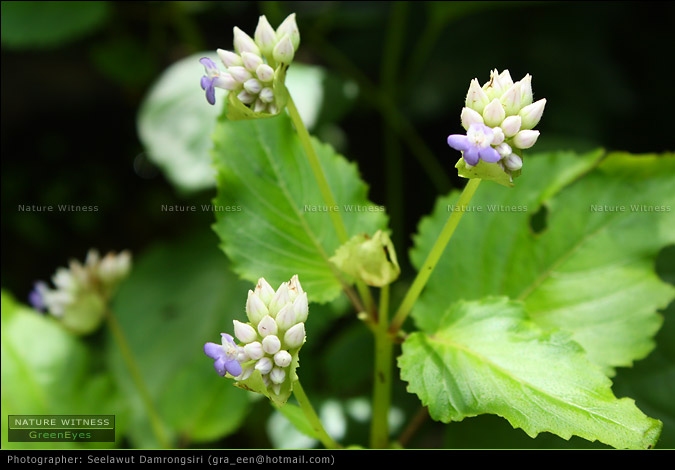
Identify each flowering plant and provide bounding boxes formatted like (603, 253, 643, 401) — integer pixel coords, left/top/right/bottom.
(4, 3, 673, 452)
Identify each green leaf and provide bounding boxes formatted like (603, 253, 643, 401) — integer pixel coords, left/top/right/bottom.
(211, 112, 388, 303)
(1, 1, 109, 49)
(107, 231, 253, 447)
(398, 297, 662, 449)
(1, 290, 121, 449)
(411, 150, 675, 374)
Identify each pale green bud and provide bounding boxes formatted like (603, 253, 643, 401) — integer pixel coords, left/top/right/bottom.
(482, 98, 506, 128)
(233, 27, 261, 56)
(246, 290, 269, 325)
(254, 15, 277, 58)
(273, 34, 295, 65)
(484, 69, 513, 100)
(501, 115, 522, 137)
(274, 350, 292, 367)
(244, 341, 264, 360)
(255, 357, 273, 375)
(512, 129, 540, 149)
(465, 78, 490, 114)
(217, 48, 242, 67)
(262, 334, 282, 355)
(284, 322, 305, 349)
(330, 230, 400, 287)
(519, 98, 546, 130)
(257, 314, 278, 337)
(276, 13, 300, 51)
(270, 367, 286, 385)
(233, 319, 258, 343)
(460, 107, 484, 131)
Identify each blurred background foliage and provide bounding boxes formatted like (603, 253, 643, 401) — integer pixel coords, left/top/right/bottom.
(2, 1, 674, 449)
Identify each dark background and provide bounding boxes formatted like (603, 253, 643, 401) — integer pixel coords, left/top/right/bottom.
(2, 0, 674, 326)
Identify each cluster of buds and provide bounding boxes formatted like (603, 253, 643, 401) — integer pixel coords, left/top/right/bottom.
(448, 69, 546, 184)
(199, 13, 300, 117)
(330, 230, 400, 287)
(29, 249, 132, 334)
(204, 275, 307, 405)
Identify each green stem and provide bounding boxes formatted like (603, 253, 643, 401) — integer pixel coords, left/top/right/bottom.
(285, 90, 375, 315)
(370, 284, 393, 449)
(293, 381, 342, 449)
(106, 309, 170, 449)
(389, 178, 482, 333)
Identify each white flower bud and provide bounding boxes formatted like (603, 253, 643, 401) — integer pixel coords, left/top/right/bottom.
(268, 282, 290, 317)
(243, 78, 263, 95)
(273, 34, 295, 65)
(275, 304, 296, 330)
(500, 115, 522, 138)
(253, 98, 267, 113)
(228, 66, 252, 84)
(519, 74, 533, 107)
(495, 142, 512, 158)
(217, 48, 242, 68)
(491, 126, 505, 146)
(292, 292, 308, 324)
(241, 51, 263, 72)
(267, 102, 278, 115)
(276, 13, 300, 51)
(237, 90, 256, 105)
(482, 98, 505, 127)
(519, 98, 546, 130)
(284, 322, 305, 349)
(262, 335, 281, 355)
(460, 107, 484, 131)
(269, 367, 286, 384)
(233, 320, 258, 343)
(256, 63, 275, 83)
(465, 78, 490, 114)
(255, 278, 275, 306)
(503, 154, 523, 171)
(244, 341, 264, 360)
(259, 87, 275, 103)
(274, 350, 292, 367)
(233, 27, 261, 56)
(255, 356, 273, 375)
(217, 72, 239, 91)
(239, 366, 254, 381)
(512, 130, 540, 149)
(500, 82, 522, 116)
(257, 314, 278, 337)
(288, 274, 304, 299)
(254, 15, 277, 58)
(246, 290, 269, 325)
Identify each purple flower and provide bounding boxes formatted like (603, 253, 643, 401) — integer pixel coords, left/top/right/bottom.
(28, 281, 48, 312)
(447, 123, 501, 166)
(204, 333, 243, 377)
(199, 57, 224, 105)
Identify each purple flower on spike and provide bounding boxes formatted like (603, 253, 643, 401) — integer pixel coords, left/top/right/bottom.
(447, 123, 501, 166)
(204, 333, 243, 377)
